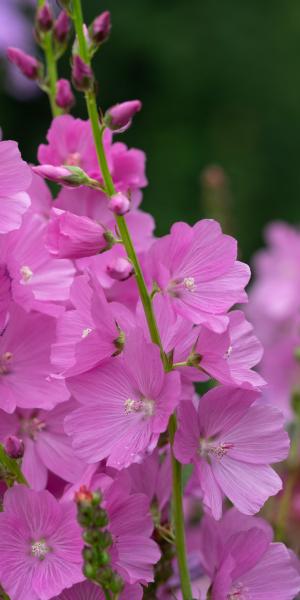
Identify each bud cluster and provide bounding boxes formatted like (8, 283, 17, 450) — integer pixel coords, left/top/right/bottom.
(75, 486, 124, 596)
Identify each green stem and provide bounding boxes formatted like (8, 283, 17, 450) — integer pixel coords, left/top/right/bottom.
(44, 32, 61, 117)
(169, 414, 193, 600)
(70, 2, 192, 597)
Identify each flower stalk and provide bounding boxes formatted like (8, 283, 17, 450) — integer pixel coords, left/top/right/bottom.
(70, 1, 193, 597)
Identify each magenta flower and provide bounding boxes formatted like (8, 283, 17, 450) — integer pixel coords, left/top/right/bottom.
(0, 305, 69, 413)
(55, 79, 75, 111)
(46, 208, 108, 258)
(174, 387, 289, 519)
(52, 581, 142, 599)
(0, 140, 31, 233)
(7, 46, 41, 80)
(0, 485, 84, 600)
(51, 273, 133, 376)
(65, 329, 180, 468)
(0, 400, 85, 489)
(148, 220, 250, 332)
(104, 100, 142, 132)
(1, 211, 75, 317)
(198, 509, 300, 600)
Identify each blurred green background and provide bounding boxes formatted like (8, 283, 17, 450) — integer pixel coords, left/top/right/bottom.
(1, 0, 300, 261)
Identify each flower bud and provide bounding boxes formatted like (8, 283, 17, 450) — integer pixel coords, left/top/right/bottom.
(72, 55, 94, 91)
(90, 11, 111, 44)
(46, 208, 109, 259)
(36, 2, 53, 32)
(4, 435, 24, 459)
(106, 257, 133, 281)
(32, 164, 90, 187)
(7, 47, 41, 81)
(54, 11, 71, 44)
(108, 192, 130, 215)
(104, 100, 142, 132)
(55, 79, 75, 111)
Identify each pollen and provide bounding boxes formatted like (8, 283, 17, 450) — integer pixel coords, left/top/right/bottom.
(124, 397, 155, 417)
(199, 438, 234, 461)
(31, 539, 50, 560)
(20, 265, 33, 283)
(0, 351, 13, 375)
(224, 344, 233, 359)
(82, 327, 92, 338)
(183, 276, 196, 292)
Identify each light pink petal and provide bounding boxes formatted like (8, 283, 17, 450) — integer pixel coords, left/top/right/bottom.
(194, 459, 224, 520)
(114, 535, 160, 583)
(173, 401, 200, 463)
(198, 386, 257, 438)
(0, 141, 32, 195)
(22, 438, 48, 490)
(0, 192, 30, 233)
(212, 457, 282, 515)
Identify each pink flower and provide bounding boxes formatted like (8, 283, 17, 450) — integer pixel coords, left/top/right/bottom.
(0, 485, 84, 600)
(174, 387, 289, 519)
(0, 400, 85, 489)
(64, 470, 160, 584)
(198, 509, 300, 600)
(52, 581, 142, 599)
(0, 140, 31, 233)
(0, 211, 75, 317)
(0, 305, 69, 413)
(148, 220, 250, 332)
(51, 273, 133, 377)
(65, 329, 181, 468)
(38, 115, 100, 176)
(127, 448, 172, 513)
(46, 208, 108, 258)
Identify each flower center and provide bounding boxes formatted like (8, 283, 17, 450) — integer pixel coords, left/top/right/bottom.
(124, 397, 155, 418)
(81, 327, 92, 338)
(20, 265, 33, 283)
(19, 415, 45, 440)
(65, 152, 81, 167)
(183, 276, 196, 292)
(31, 539, 50, 560)
(228, 583, 250, 600)
(224, 344, 233, 359)
(199, 438, 234, 461)
(0, 352, 13, 375)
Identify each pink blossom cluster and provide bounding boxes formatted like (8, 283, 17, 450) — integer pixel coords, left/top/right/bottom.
(0, 3, 300, 600)
(248, 222, 300, 421)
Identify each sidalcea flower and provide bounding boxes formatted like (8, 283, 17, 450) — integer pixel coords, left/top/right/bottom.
(46, 208, 109, 258)
(148, 220, 250, 332)
(55, 79, 75, 111)
(0, 140, 32, 234)
(64, 471, 160, 585)
(198, 508, 300, 600)
(0, 305, 69, 414)
(104, 100, 142, 132)
(0, 400, 85, 489)
(174, 386, 289, 519)
(52, 580, 142, 600)
(0, 211, 75, 317)
(51, 273, 133, 377)
(65, 329, 181, 468)
(7, 46, 41, 80)
(0, 485, 84, 600)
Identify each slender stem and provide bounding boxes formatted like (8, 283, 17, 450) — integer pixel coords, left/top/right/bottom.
(43, 32, 61, 117)
(169, 414, 194, 600)
(70, 2, 192, 597)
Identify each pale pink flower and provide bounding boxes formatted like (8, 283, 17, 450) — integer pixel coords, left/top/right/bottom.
(65, 329, 180, 468)
(0, 140, 31, 233)
(174, 387, 289, 519)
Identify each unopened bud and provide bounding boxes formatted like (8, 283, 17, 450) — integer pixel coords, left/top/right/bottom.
(56, 79, 75, 111)
(90, 11, 111, 44)
(83, 562, 97, 580)
(72, 55, 94, 91)
(33, 164, 90, 187)
(108, 192, 130, 215)
(106, 257, 133, 281)
(7, 47, 41, 81)
(104, 100, 142, 132)
(36, 2, 53, 32)
(54, 11, 71, 44)
(4, 435, 24, 459)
